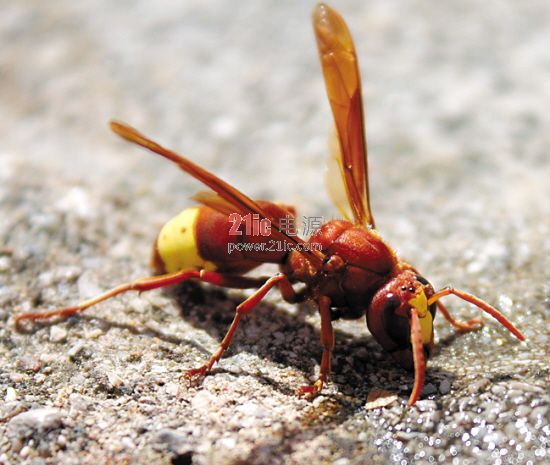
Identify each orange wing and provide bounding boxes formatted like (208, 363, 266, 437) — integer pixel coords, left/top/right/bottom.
(313, 4, 375, 228)
(110, 121, 324, 267)
(192, 191, 241, 216)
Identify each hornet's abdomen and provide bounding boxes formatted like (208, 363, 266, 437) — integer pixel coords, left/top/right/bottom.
(151, 203, 296, 275)
(152, 207, 217, 274)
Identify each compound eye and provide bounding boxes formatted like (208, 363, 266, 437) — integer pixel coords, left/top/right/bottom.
(382, 294, 410, 345)
(382, 294, 400, 314)
(415, 275, 430, 286)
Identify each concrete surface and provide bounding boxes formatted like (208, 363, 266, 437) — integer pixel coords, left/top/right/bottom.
(0, 1, 548, 464)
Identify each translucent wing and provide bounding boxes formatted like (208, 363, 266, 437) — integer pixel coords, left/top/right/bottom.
(193, 191, 297, 223)
(110, 121, 325, 267)
(325, 129, 352, 222)
(192, 191, 238, 216)
(313, 4, 375, 228)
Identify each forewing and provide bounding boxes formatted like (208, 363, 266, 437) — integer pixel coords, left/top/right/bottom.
(313, 4, 375, 228)
(325, 130, 352, 222)
(110, 121, 324, 266)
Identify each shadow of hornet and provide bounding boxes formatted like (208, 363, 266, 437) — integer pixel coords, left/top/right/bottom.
(169, 281, 457, 404)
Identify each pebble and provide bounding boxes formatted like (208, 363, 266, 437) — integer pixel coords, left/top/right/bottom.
(10, 373, 25, 383)
(49, 326, 68, 343)
(5, 387, 17, 402)
(394, 431, 418, 441)
(55, 187, 93, 219)
(421, 383, 437, 395)
(508, 390, 527, 405)
(7, 408, 64, 440)
(312, 395, 326, 408)
(491, 384, 507, 396)
(415, 400, 437, 412)
(150, 364, 167, 374)
(482, 431, 505, 447)
(85, 329, 104, 339)
(20, 446, 30, 458)
(67, 342, 86, 360)
(77, 272, 102, 300)
(470, 426, 487, 438)
(439, 379, 451, 394)
(120, 437, 134, 450)
(210, 115, 239, 140)
(529, 405, 547, 424)
(467, 378, 490, 395)
(504, 422, 518, 437)
(333, 458, 350, 465)
(0, 256, 11, 272)
(508, 381, 544, 393)
(39, 354, 57, 364)
(107, 372, 124, 389)
(484, 405, 501, 423)
(218, 436, 237, 449)
(128, 296, 149, 314)
(153, 428, 187, 452)
(165, 382, 180, 396)
(191, 390, 216, 410)
(236, 402, 269, 418)
(16, 356, 42, 373)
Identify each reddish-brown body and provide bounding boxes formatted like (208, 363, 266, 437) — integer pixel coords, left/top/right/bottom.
(285, 220, 397, 311)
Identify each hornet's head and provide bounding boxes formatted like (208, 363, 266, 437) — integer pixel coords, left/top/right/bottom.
(366, 270, 436, 405)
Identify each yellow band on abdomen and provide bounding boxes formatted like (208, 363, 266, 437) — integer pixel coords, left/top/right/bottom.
(156, 207, 217, 273)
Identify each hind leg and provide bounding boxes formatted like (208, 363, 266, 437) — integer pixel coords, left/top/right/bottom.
(14, 269, 266, 329)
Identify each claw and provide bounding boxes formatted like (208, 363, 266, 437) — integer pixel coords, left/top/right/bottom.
(456, 317, 483, 332)
(183, 365, 210, 384)
(296, 379, 324, 399)
(15, 306, 81, 327)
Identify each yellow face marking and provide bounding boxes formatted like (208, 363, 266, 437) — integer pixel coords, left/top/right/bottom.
(157, 207, 217, 273)
(409, 289, 433, 345)
(418, 311, 433, 345)
(408, 290, 428, 318)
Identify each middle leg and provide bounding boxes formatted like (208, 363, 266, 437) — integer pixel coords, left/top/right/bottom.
(184, 273, 299, 380)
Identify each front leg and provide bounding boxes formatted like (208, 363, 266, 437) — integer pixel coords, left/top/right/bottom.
(297, 295, 333, 399)
(436, 300, 483, 332)
(429, 287, 524, 341)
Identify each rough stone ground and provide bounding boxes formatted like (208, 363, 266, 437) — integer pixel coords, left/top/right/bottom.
(0, 1, 548, 464)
